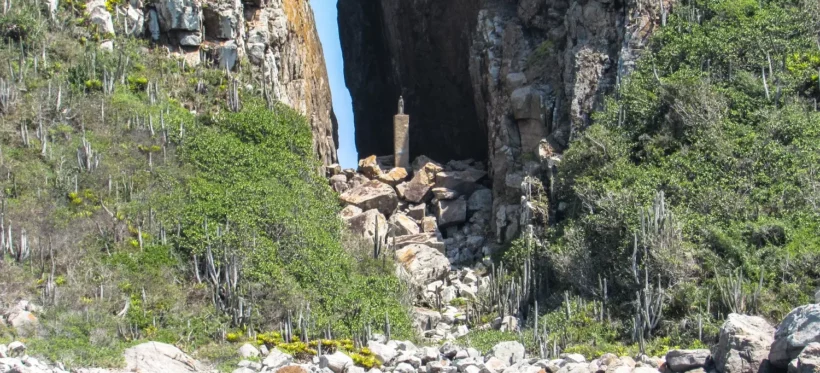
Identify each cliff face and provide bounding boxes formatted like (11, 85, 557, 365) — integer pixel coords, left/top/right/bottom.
(338, 0, 671, 241)
(102, 0, 338, 164)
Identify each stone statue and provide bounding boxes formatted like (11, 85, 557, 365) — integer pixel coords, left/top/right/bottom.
(398, 96, 404, 115)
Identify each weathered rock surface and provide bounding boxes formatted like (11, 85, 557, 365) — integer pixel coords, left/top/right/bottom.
(665, 350, 711, 372)
(121, 341, 205, 372)
(340, 180, 399, 216)
(791, 342, 820, 373)
(714, 313, 775, 373)
(487, 341, 525, 365)
(770, 304, 820, 369)
(396, 244, 450, 286)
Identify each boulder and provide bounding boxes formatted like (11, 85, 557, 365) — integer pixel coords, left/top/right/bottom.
(394, 233, 446, 252)
(421, 217, 439, 234)
(511, 86, 544, 120)
(156, 0, 202, 31)
(482, 357, 510, 373)
(202, 1, 239, 40)
(405, 161, 442, 203)
(418, 346, 440, 363)
(6, 342, 25, 357)
(468, 189, 493, 212)
(7, 310, 37, 330)
(409, 204, 427, 220)
(390, 213, 421, 236)
(122, 341, 205, 372)
(435, 170, 487, 195)
(791, 342, 820, 373)
(358, 155, 383, 178)
(378, 168, 409, 185)
(665, 350, 710, 372)
(87, 0, 116, 35)
(433, 188, 460, 200)
(368, 341, 398, 364)
(215, 40, 238, 70)
(561, 354, 586, 364)
(331, 174, 351, 193)
(238, 343, 260, 358)
(414, 308, 442, 332)
(396, 244, 450, 285)
(345, 209, 388, 242)
(340, 205, 364, 220)
(347, 365, 367, 373)
(340, 180, 399, 216)
(395, 353, 423, 368)
(179, 31, 202, 46)
(262, 349, 292, 369)
(436, 198, 467, 227)
(321, 352, 353, 373)
(770, 304, 820, 368)
(714, 313, 775, 373)
(395, 362, 418, 373)
(488, 341, 526, 365)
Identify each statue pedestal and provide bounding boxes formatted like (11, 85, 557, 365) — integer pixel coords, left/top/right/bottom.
(394, 114, 410, 168)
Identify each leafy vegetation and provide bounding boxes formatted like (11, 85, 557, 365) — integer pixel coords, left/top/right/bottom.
(0, 1, 409, 369)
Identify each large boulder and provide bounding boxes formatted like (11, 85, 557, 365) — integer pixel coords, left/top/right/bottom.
(122, 342, 206, 372)
(665, 350, 711, 372)
(378, 168, 410, 185)
(467, 189, 493, 212)
(393, 233, 446, 252)
(262, 349, 292, 369)
(155, 0, 202, 31)
(404, 163, 440, 203)
(340, 180, 399, 216)
(87, 0, 116, 35)
(413, 307, 442, 332)
(770, 304, 820, 369)
(367, 341, 399, 364)
(435, 170, 487, 195)
(487, 341, 525, 365)
(321, 351, 354, 373)
(396, 244, 450, 285)
(358, 155, 383, 178)
(436, 198, 467, 226)
(791, 342, 820, 373)
(713, 313, 775, 373)
(345, 209, 388, 242)
(390, 213, 420, 236)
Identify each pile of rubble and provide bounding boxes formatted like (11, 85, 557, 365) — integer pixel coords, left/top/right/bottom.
(326, 155, 502, 341)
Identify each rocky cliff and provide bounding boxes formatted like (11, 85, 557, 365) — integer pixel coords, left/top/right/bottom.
(338, 0, 671, 241)
(92, 0, 338, 164)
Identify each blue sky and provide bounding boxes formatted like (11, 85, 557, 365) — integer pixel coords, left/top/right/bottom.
(311, 0, 358, 168)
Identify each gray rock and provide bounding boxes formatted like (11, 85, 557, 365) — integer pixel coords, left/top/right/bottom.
(263, 349, 292, 369)
(396, 340, 419, 354)
(0, 344, 6, 358)
(156, 0, 202, 31)
(467, 189, 493, 212)
(419, 346, 440, 363)
(771, 305, 820, 369)
(233, 368, 256, 373)
(394, 233, 446, 252)
(390, 213, 421, 236)
(345, 209, 388, 242)
(561, 353, 586, 364)
(480, 357, 509, 373)
(433, 188, 461, 200)
(87, 0, 116, 35)
(436, 198, 467, 226)
(396, 244, 450, 285)
(435, 170, 486, 195)
(815, 289, 820, 304)
(148, 9, 161, 40)
(408, 204, 427, 221)
(714, 313, 775, 373)
(7, 342, 25, 357)
(340, 180, 399, 216)
(237, 359, 262, 370)
(347, 365, 367, 373)
(511, 86, 544, 120)
(395, 363, 417, 373)
(791, 342, 820, 373)
(368, 341, 398, 365)
(488, 341, 525, 365)
(632, 368, 661, 373)
(428, 360, 458, 373)
(331, 174, 351, 193)
(178, 31, 202, 46)
(238, 343, 259, 358)
(121, 342, 205, 373)
(396, 353, 423, 368)
(216, 41, 238, 70)
(665, 350, 711, 372)
(321, 351, 354, 373)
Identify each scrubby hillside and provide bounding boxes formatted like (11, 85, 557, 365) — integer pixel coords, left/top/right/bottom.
(486, 0, 820, 356)
(0, 1, 408, 369)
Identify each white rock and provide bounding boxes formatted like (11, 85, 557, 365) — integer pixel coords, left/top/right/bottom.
(0, 344, 6, 358)
(418, 346, 440, 363)
(238, 343, 260, 358)
(263, 349, 292, 369)
(488, 341, 525, 365)
(233, 368, 256, 373)
(480, 357, 509, 373)
(7, 342, 25, 357)
(121, 341, 204, 373)
(770, 304, 820, 369)
(368, 341, 399, 364)
(395, 363, 417, 373)
(321, 351, 354, 373)
(347, 365, 367, 373)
